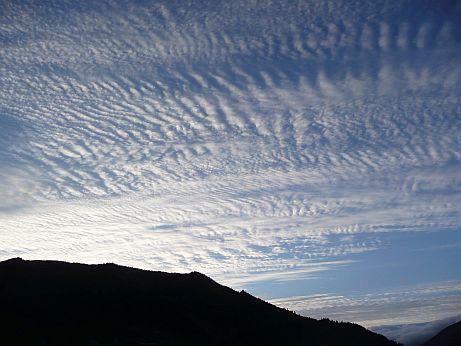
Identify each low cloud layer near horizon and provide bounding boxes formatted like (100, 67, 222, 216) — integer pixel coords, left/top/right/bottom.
(1, 0, 460, 338)
(371, 314, 461, 346)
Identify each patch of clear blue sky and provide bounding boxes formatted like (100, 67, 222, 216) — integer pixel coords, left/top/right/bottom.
(245, 229, 461, 299)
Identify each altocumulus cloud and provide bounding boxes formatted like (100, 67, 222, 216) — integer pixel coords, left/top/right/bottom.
(0, 0, 460, 328)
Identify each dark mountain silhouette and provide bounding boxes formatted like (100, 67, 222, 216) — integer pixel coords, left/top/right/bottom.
(421, 321, 461, 346)
(0, 258, 400, 346)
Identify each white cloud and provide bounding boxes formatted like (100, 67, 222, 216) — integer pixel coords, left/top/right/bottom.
(270, 281, 461, 328)
(0, 0, 460, 327)
(371, 315, 461, 346)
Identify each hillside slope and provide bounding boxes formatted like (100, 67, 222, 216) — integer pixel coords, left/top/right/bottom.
(0, 258, 400, 346)
(422, 321, 461, 346)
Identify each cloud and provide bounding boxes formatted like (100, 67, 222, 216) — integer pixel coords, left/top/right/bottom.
(370, 315, 461, 346)
(270, 281, 461, 328)
(0, 0, 460, 329)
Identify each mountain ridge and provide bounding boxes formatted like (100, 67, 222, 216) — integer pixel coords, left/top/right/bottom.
(0, 258, 400, 346)
(421, 321, 461, 346)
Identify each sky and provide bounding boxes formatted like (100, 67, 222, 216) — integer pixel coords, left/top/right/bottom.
(1, 0, 461, 342)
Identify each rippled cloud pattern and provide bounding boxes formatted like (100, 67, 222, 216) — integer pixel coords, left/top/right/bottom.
(1, 0, 460, 333)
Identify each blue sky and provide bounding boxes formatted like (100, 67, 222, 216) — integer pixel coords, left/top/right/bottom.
(1, 0, 460, 341)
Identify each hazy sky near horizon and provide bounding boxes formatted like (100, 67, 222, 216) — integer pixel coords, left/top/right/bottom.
(1, 0, 461, 337)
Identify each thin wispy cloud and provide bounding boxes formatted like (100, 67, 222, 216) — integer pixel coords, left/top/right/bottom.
(270, 281, 461, 327)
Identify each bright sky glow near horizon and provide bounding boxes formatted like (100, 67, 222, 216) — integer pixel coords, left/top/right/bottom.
(1, 0, 461, 343)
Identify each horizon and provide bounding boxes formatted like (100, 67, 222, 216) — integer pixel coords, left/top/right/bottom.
(1, 1, 460, 345)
